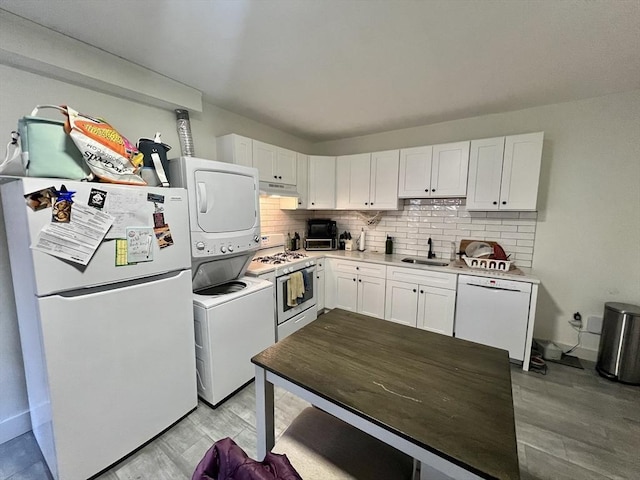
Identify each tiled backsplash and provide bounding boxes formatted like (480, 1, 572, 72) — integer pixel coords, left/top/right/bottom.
(259, 197, 537, 267)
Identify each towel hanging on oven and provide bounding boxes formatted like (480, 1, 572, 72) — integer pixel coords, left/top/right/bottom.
(287, 272, 305, 307)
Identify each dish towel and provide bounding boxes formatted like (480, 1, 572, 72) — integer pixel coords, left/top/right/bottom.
(287, 272, 305, 307)
(301, 269, 309, 290)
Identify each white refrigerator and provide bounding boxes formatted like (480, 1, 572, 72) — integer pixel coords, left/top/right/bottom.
(1, 178, 197, 480)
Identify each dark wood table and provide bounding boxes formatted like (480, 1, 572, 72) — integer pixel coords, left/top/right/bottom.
(252, 309, 519, 480)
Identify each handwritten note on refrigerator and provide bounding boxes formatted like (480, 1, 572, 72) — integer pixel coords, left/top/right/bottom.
(104, 190, 152, 239)
(125, 227, 154, 263)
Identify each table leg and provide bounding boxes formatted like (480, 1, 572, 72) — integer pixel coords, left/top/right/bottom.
(255, 365, 274, 460)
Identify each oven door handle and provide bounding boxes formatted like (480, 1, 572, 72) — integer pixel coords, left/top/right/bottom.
(277, 266, 317, 284)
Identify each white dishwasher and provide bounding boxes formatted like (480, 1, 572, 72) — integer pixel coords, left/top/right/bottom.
(455, 275, 532, 362)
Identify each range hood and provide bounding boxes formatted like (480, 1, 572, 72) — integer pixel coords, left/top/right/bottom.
(259, 180, 299, 197)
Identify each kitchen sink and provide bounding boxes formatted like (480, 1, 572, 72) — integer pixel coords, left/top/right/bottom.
(401, 257, 450, 267)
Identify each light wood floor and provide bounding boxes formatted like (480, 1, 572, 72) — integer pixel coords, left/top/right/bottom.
(1, 361, 638, 480)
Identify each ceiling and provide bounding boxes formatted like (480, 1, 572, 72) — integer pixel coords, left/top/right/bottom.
(1, 0, 638, 142)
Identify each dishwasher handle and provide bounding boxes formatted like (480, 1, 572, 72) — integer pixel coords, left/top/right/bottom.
(465, 283, 524, 293)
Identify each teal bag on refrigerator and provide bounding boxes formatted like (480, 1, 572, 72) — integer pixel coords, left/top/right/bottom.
(19, 105, 92, 180)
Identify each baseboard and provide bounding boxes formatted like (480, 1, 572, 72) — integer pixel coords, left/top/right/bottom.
(0, 410, 32, 445)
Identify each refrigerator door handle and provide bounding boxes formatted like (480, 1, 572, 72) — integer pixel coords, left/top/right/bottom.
(51, 270, 186, 298)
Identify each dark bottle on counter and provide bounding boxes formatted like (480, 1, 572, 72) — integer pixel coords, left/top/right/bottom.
(385, 235, 393, 254)
(293, 232, 300, 250)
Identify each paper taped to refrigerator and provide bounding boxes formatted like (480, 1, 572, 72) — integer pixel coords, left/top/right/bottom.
(32, 202, 114, 266)
(102, 189, 152, 239)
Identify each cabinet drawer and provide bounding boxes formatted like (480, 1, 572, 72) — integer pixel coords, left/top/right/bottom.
(334, 259, 386, 278)
(386, 266, 456, 290)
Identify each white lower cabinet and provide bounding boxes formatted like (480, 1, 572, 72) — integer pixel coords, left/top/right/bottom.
(385, 266, 456, 335)
(416, 286, 456, 335)
(384, 280, 420, 327)
(316, 259, 325, 313)
(332, 260, 386, 319)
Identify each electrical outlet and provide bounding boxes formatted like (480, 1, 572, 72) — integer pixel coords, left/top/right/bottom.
(571, 312, 583, 328)
(587, 315, 603, 334)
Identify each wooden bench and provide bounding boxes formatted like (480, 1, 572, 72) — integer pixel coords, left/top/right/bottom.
(272, 407, 414, 479)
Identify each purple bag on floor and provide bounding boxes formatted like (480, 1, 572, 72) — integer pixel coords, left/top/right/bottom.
(192, 437, 302, 480)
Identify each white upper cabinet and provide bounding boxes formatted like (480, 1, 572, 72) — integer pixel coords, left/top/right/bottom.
(467, 132, 543, 211)
(216, 133, 253, 167)
(336, 150, 399, 210)
(308, 156, 336, 209)
(431, 141, 470, 197)
(397, 146, 432, 198)
(280, 153, 309, 210)
(336, 153, 371, 209)
(398, 141, 469, 198)
(370, 150, 401, 209)
(253, 140, 297, 186)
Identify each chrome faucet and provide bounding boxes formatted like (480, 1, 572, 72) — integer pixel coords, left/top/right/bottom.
(427, 237, 436, 258)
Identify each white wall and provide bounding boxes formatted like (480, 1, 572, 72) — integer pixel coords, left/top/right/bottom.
(0, 61, 311, 443)
(312, 90, 640, 359)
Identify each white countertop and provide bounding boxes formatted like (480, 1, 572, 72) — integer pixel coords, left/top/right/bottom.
(251, 249, 540, 284)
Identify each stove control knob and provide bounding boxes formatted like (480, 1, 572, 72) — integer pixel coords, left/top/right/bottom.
(283, 268, 290, 274)
(196, 242, 205, 250)
(228, 245, 234, 252)
(305, 261, 310, 267)
(310, 260, 316, 266)
(220, 245, 227, 253)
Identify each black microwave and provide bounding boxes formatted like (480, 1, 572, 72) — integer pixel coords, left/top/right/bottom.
(306, 219, 337, 239)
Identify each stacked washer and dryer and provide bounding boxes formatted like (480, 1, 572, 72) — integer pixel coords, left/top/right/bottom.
(169, 156, 275, 407)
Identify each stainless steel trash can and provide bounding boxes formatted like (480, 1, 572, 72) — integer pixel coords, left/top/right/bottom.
(596, 302, 640, 385)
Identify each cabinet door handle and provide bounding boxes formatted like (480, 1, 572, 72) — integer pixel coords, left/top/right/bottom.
(312, 202, 315, 205)
(356, 266, 359, 270)
(413, 289, 417, 293)
(424, 189, 429, 192)
(364, 202, 368, 205)
(431, 188, 436, 192)
(420, 290, 424, 294)
(370, 202, 374, 206)
(493, 201, 498, 205)
(273, 175, 277, 179)
(502, 201, 507, 205)
(353, 278, 356, 282)
(358, 279, 362, 283)
(278, 176, 282, 179)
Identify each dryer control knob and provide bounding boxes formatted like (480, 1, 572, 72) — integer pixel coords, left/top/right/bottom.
(220, 245, 227, 253)
(196, 242, 205, 250)
(228, 245, 234, 252)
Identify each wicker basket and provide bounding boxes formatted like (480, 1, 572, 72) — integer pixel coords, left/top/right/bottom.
(462, 255, 511, 271)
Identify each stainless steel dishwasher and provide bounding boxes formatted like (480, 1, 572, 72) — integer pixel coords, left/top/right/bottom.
(455, 275, 532, 362)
